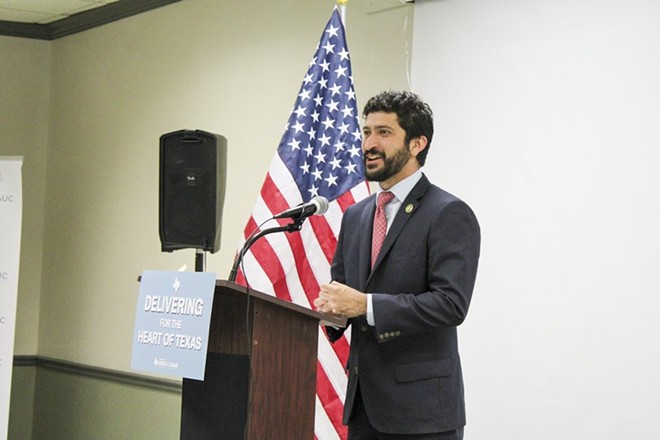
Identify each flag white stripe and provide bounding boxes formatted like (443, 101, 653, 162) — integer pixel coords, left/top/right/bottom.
(262, 229, 309, 305)
(318, 331, 348, 401)
(269, 155, 304, 206)
(239, 247, 275, 295)
(315, 396, 342, 440)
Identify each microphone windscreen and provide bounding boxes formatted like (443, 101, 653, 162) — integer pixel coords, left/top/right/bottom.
(313, 196, 329, 215)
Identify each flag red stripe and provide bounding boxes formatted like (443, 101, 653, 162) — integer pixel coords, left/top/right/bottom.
(242, 216, 293, 302)
(320, 327, 350, 373)
(336, 184, 364, 211)
(259, 174, 320, 303)
(317, 361, 349, 438)
(309, 215, 337, 265)
(286, 231, 319, 303)
(260, 174, 291, 222)
(261, 173, 334, 307)
(330, 334, 350, 365)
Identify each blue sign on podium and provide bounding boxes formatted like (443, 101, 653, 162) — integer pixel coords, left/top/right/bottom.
(131, 270, 217, 380)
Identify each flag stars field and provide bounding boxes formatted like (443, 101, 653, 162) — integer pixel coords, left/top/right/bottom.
(275, 13, 364, 200)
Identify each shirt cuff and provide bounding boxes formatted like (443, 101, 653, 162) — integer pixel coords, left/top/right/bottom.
(366, 293, 375, 326)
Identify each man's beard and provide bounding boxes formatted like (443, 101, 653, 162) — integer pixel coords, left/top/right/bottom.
(364, 143, 412, 182)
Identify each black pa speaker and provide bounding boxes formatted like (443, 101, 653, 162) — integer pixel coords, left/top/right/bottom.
(159, 129, 227, 253)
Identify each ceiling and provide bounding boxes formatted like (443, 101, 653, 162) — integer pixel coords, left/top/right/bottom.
(0, 0, 120, 24)
(0, 0, 180, 39)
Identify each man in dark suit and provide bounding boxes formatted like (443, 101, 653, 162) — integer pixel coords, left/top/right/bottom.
(314, 91, 481, 440)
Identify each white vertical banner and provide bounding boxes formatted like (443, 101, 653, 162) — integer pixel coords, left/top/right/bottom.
(0, 157, 23, 439)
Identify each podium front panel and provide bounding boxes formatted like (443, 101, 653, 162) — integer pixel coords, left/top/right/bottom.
(181, 282, 326, 439)
(246, 298, 318, 439)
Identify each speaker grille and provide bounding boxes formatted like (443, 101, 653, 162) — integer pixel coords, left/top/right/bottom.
(159, 130, 227, 253)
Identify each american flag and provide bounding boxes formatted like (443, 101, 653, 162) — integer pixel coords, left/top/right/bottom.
(235, 7, 369, 439)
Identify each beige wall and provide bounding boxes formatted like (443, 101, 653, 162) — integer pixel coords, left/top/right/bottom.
(30, 367, 180, 439)
(38, 0, 412, 370)
(3, 0, 412, 437)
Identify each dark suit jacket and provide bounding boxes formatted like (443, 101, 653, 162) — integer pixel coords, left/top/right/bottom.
(327, 174, 481, 435)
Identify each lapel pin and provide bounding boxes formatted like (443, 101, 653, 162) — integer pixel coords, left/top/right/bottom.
(405, 204, 414, 214)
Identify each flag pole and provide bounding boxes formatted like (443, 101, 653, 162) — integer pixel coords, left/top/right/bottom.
(337, 0, 348, 25)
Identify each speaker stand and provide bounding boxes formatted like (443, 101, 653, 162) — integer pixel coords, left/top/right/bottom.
(195, 249, 206, 272)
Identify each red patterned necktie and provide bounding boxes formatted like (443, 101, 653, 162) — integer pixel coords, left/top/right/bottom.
(371, 191, 395, 268)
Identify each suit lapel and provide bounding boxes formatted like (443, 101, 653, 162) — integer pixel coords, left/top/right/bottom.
(358, 194, 377, 290)
(369, 175, 430, 275)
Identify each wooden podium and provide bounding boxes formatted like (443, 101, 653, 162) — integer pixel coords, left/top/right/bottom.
(180, 280, 345, 440)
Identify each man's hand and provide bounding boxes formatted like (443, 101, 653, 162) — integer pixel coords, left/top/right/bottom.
(314, 281, 367, 318)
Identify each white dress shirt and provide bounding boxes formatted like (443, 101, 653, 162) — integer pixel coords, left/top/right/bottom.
(366, 169, 423, 326)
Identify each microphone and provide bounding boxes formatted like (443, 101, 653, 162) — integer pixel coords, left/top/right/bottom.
(228, 195, 329, 282)
(273, 196, 329, 220)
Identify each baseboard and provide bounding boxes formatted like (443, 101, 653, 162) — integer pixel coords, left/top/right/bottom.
(13, 355, 182, 394)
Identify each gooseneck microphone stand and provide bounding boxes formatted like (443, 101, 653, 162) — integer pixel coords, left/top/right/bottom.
(228, 217, 306, 282)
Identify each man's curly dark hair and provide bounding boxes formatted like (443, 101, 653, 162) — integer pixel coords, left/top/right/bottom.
(362, 90, 434, 166)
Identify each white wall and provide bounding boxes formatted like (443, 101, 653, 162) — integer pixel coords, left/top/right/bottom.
(0, 36, 50, 355)
(411, 0, 660, 438)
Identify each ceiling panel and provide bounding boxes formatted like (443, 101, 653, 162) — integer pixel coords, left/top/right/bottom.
(0, 0, 119, 24)
(0, 0, 180, 39)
